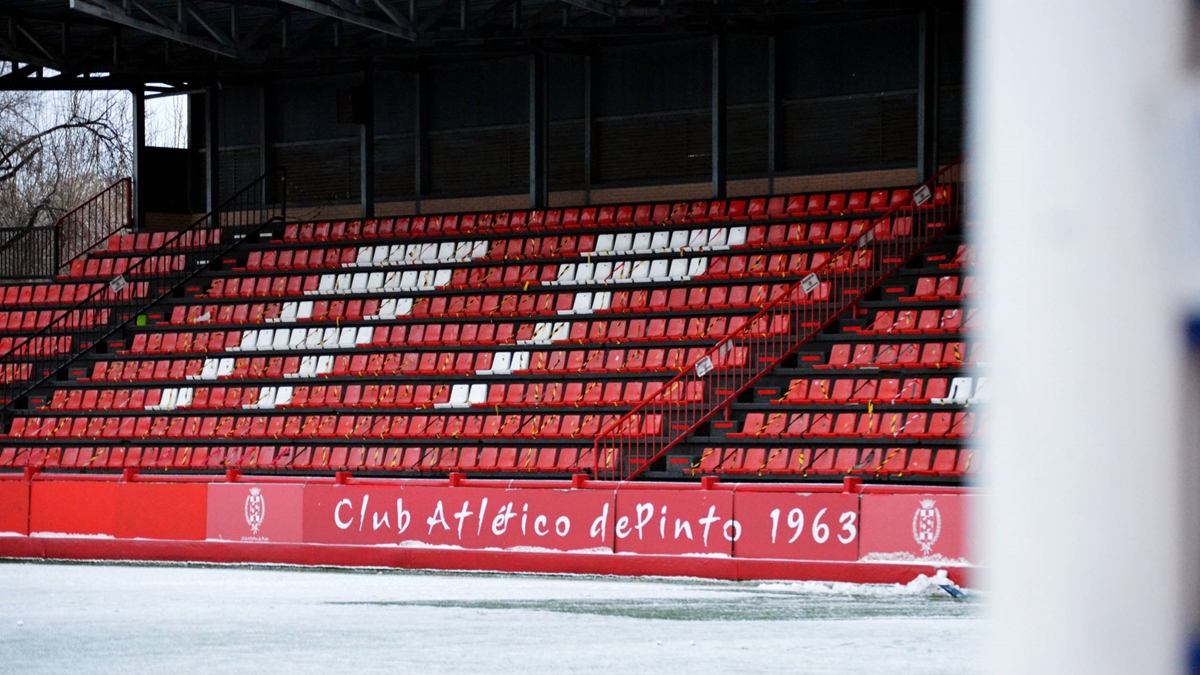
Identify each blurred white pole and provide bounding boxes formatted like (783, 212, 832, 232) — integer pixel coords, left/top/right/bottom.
(974, 0, 1189, 674)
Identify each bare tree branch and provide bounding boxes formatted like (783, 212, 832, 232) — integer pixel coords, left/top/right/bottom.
(0, 64, 132, 233)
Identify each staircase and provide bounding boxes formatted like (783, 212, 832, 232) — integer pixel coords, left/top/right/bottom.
(592, 159, 966, 480)
(0, 170, 287, 416)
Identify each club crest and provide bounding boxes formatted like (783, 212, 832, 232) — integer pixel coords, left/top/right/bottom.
(244, 487, 266, 535)
(912, 499, 942, 555)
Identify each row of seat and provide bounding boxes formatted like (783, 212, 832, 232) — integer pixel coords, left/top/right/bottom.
(88, 344, 745, 382)
(775, 375, 988, 406)
(857, 308, 973, 335)
(135, 311, 761, 352)
(0, 336, 74, 359)
(65, 254, 187, 281)
(259, 220, 889, 275)
(728, 410, 975, 440)
(139, 317, 769, 360)
(216, 250, 862, 301)
(275, 189, 935, 245)
(0, 364, 32, 386)
(691, 446, 974, 478)
(902, 275, 974, 302)
(178, 282, 826, 328)
(0, 281, 148, 308)
(49, 378, 702, 413)
(817, 341, 973, 370)
(933, 244, 974, 270)
(101, 228, 224, 256)
(0, 308, 110, 333)
(8, 411, 664, 441)
(0, 444, 611, 474)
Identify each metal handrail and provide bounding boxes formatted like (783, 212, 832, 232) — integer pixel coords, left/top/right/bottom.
(591, 157, 966, 480)
(0, 169, 287, 418)
(0, 178, 131, 281)
(52, 177, 133, 275)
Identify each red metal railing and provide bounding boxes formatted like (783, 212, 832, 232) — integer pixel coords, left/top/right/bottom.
(592, 158, 966, 480)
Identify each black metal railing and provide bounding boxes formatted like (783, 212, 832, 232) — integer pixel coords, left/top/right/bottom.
(0, 169, 287, 418)
(54, 177, 133, 275)
(0, 226, 57, 280)
(0, 178, 132, 281)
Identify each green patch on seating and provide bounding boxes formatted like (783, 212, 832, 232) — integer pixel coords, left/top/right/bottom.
(136, 315, 147, 326)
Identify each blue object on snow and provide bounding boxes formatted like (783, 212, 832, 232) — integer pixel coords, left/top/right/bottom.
(938, 584, 969, 599)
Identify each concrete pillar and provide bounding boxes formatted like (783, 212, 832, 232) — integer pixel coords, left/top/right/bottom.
(974, 0, 1188, 673)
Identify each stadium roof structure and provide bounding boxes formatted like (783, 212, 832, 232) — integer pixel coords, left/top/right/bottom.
(0, 0, 946, 89)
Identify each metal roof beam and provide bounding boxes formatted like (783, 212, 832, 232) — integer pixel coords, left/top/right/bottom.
(129, 0, 183, 32)
(0, 37, 61, 71)
(557, 0, 660, 19)
(11, 20, 60, 65)
(182, 0, 236, 47)
(276, 0, 417, 41)
(235, 7, 287, 51)
(68, 0, 239, 58)
(371, 0, 418, 33)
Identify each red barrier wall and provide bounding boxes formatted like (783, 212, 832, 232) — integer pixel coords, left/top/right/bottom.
(1, 474, 975, 583)
(28, 480, 207, 541)
(116, 483, 207, 541)
(732, 491, 860, 561)
(0, 479, 29, 534)
(857, 493, 976, 563)
(613, 488, 734, 556)
(303, 484, 616, 551)
(30, 480, 118, 537)
(208, 483, 304, 543)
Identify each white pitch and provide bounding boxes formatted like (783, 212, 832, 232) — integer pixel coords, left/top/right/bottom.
(0, 562, 979, 674)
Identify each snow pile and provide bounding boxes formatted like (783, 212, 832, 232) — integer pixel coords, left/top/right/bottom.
(859, 551, 972, 566)
(757, 569, 966, 597)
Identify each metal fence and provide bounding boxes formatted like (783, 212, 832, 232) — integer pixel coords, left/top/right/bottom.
(55, 178, 133, 275)
(0, 169, 287, 417)
(0, 178, 132, 281)
(0, 226, 57, 280)
(591, 158, 966, 481)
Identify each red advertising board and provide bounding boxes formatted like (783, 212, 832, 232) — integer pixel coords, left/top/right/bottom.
(207, 483, 305, 544)
(732, 491, 860, 561)
(858, 493, 974, 564)
(0, 480, 28, 535)
(29, 481, 118, 537)
(116, 483, 207, 541)
(303, 484, 616, 552)
(612, 489, 735, 556)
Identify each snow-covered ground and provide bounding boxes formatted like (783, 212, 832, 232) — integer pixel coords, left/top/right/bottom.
(0, 562, 980, 674)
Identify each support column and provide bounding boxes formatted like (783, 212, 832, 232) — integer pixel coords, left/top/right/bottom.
(360, 74, 376, 219)
(977, 0, 1185, 674)
(917, 9, 939, 182)
(767, 35, 782, 195)
(205, 82, 219, 219)
(529, 49, 549, 209)
(131, 86, 146, 230)
(583, 53, 596, 206)
(711, 28, 727, 200)
(259, 84, 272, 176)
(414, 69, 428, 214)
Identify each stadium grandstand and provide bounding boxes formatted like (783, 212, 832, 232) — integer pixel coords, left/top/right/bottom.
(0, 0, 973, 582)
